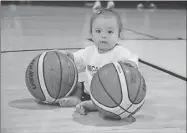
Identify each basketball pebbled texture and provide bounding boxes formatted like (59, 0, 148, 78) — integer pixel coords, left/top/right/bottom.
(90, 61, 146, 119)
(25, 51, 78, 103)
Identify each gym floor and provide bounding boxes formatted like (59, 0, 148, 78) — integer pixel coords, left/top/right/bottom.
(1, 5, 186, 133)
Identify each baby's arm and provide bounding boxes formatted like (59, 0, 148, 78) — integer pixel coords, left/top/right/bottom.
(58, 49, 87, 107)
(58, 48, 90, 107)
(59, 49, 86, 72)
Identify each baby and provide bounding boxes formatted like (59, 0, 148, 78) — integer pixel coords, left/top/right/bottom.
(59, 9, 138, 115)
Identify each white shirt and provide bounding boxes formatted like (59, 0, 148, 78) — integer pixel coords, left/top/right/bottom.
(73, 44, 138, 94)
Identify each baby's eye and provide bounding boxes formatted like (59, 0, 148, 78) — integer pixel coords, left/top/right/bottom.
(96, 30, 101, 33)
(108, 30, 113, 34)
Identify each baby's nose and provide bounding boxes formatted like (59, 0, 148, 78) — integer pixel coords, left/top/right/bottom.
(101, 33, 107, 38)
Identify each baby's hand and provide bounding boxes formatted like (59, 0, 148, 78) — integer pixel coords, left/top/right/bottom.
(58, 96, 81, 107)
(54, 50, 74, 62)
(66, 52, 74, 62)
(123, 60, 138, 69)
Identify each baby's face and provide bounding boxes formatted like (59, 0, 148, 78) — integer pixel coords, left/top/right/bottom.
(91, 15, 119, 53)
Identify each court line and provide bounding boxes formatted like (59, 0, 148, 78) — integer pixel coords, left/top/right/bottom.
(123, 28, 186, 40)
(1, 47, 186, 82)
(123, 28, 159, 40)
(139, 59, 187, 82)
(0, 48, 83, 53)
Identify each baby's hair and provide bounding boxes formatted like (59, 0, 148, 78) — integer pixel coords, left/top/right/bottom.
(89, 9, 123, 36)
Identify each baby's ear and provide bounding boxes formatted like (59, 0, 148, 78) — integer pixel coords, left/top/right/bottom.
(118, 31, 122, 38)
(119, 31, 125, 40)
(89, 30, 92, 36)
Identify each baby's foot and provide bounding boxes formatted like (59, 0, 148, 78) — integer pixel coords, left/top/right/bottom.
(58, 96, 80, 107)
(58, 98, 70, 107)
(75, 102, 87, 115)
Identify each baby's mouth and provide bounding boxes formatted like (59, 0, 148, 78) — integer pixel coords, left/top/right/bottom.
(100, 41, 107, 44)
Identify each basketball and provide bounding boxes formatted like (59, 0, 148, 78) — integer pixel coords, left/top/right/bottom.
(25, 51, 78, 104)
(90, 61, 146, 120)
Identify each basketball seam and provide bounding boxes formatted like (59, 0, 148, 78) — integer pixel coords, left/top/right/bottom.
(25, 63, 38, 99)
(137, 71, 146, 104)
(96, 103, 121, 120)
(64, 55, 77, 96)
(97, 68, 119, 108)
(43, 52, 55, 103)
(118, 63, 145, 117)
(130, 101, 145, 116)
(131, 70, 141, 104)
(121, 62, 142, 105)
(118, 76, 140, 117)
(119, 61, 134, 104)
(112, 63, 123, 105)
(117, 62, 133, 116)
(115, 62, 133, 116)
(133, 72, 146, 105)
(140, 73, 146, 101)
(53, 51, 63, 103)
(36, 54, 46, 101)
(97, 65, 131, 114)
(118, 101, 145, 117)
(68, 57, 78, 96)
(120, 67, 137, 116)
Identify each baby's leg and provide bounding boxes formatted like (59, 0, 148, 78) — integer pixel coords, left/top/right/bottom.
(75, 100, 97, 115)
(59, 96, 81, 107)
(58, 82, 83, 107)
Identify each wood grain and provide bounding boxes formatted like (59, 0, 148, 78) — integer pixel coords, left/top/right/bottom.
(1, 5, 186, 133)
